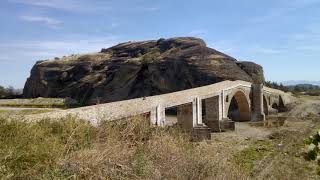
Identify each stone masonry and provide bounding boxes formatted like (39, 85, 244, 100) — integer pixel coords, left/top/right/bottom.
(28, 80, 293, 139)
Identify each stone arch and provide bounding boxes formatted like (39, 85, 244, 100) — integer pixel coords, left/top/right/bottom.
(270, 95, 286, 113)
(272, 103, 279, 110)
(227, 90, 251, 122)
(278, 95, 286, 112)
(263, 95, 269, 116)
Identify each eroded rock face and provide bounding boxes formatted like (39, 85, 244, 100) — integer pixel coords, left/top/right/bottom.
(23, 37, 264, 105)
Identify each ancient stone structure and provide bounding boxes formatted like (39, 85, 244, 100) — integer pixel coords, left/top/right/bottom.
(32, 80, 292, 140)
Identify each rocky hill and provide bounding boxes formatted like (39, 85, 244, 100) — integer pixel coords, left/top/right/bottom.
(23, 37, 264, 105)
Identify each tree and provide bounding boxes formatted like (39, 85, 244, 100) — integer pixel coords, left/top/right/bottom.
(0, 85, 7, 98)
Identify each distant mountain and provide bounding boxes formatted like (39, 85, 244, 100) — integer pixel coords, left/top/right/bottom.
(286, 84, 320, 91)
(282, 80, 320, 86)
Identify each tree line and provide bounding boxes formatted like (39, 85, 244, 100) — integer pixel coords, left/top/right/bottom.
(0, 85, 22, 99)
(265, 81, 320, 96)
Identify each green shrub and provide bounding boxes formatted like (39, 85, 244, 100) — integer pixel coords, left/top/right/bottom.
(141, 49, 161, 64)
(304, 130, 320, 174)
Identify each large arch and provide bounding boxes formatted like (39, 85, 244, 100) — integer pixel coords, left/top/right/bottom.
(227, 91, 251, 122)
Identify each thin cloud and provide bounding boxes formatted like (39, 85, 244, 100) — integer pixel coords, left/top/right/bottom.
(0, 36, 120, 60)
(248, 0, 320, 24)
(289, 22, 320, 53)
(144, 7, 160, 12)
(0, 57, 11, 62)
(9, 0, 111, 12)
(209, 40, 285, 59)
(188, 30, 208, 37)
(20, 15, 62, 28)
(208, 40, 236, 54)
(252, 47, 282, 54)
(287, 0, 320, 7)
(111, 22, 120, 28)
(10, 0, 80, 11)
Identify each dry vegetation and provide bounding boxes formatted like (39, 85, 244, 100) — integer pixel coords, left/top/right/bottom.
(0, 114, 246, 179)
(0, 98, 79, 108)
(1, 95, 320, 179)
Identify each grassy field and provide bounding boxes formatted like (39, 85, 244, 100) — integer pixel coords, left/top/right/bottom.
(0, 98, 79, 108)
(0, 109, 56, 116)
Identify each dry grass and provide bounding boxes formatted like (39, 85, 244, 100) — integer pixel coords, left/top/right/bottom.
(1, 106, 320, 179)
(0, 115, 248, 180)
(0, 109, 55, 115)
(0, 98, 72, 108)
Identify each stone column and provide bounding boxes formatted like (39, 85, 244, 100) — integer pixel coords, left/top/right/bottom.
(177, 98, 211, 140)
(150, 108, 157, 126)
(203, 96, 221, 132)
(177, 97, 203, 131)
(177, 103, 194, 131)
(150, 105, 165, 126)
(193, 97, 202, 126)
(251, 84, 265, 122)
(192, 97, 211, 141)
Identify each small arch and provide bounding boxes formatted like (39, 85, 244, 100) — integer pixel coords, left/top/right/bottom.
(278, 95, 286, 112)
(227, 91, 250, 122)
(272, 103, 279, 110)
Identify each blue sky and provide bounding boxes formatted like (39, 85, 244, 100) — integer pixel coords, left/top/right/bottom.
(1, 0, 320, 88)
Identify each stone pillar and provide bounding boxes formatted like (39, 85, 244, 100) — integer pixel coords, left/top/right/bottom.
(251, 84, 265, 122)
(150, 105, 165, 126)
(150, 108, 157, 126)
(177, 97, 202, 131)
(220, 91, 235, 131)
(177, 103, 194, 131)
(177, 98, 211, 140)
(193, 97, 202, 126)
(203, 96, 221, 132)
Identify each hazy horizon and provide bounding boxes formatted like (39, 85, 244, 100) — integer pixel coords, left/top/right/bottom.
(1, 0, 320, 88)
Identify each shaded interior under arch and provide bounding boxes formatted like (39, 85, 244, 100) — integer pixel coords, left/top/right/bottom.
(227, 91, 250, 122)
(263, 95, 268, 115)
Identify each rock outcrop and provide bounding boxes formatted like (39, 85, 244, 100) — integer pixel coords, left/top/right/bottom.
(23, 37, 264, 105)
